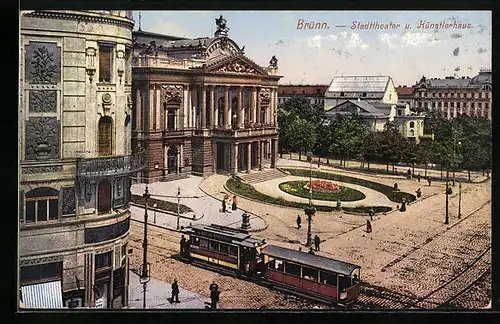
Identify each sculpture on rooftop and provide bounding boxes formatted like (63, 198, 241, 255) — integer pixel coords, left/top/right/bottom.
(215, 14, 230, 37)
(269, 55, 278, 68)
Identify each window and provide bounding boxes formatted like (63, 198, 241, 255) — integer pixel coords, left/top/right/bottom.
(209, 240, 219, 252)
(200, 239, 209, 249)
(423, 92, 426, 98)
(269, 259, 284, 272)
(95, 251, 112, 270)
(410, 129, 415, 137)
(302, 267, 318, 281)
(284, 262, 300, 276)
(98, 117, 113, 156)
(229, 245, 238, 256)
(362, 92, 367, 97)
(20, 262, 62, 285)
(192, 237, 200, 247)
(292, 91, 296, 95)
(219, 243, 229, 255)
(302, 90, 305, 94)
(340, 92, 344, 97)
(25, 188, 59, 223)
(471, 102, 475, 109)
(410, 121, 415, 128)
(316, 89, 321, 94)
(432, 92, 436, 97)
(320, 271, 337, 286)
(398, 110, 402, 116)
(97, 179, 111, 214)
(438, 93, 442, 98)
(167, 108, 176, 131)
(444, 102, 448, 108)
(99, 46, 113, 83)
(485, 103, 489, 109)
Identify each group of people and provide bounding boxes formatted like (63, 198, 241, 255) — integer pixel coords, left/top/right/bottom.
(179, 235, 192, 258)
(222, 194, 237, 213)
(170, 279, 221, 309)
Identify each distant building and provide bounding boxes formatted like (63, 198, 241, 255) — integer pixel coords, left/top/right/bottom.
(277, 85, 328, 108)
(324, 76, 398, 111)
(396, 85, 416, 111)
(325, 99, 425, 143)
(413, 69, 492, 119)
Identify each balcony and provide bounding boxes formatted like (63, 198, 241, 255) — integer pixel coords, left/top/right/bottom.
(76, 150, 146, 179)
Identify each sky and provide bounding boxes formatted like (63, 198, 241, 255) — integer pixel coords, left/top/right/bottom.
(134, 11, 491, 86)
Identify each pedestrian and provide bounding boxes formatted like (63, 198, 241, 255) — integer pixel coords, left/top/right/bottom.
(407, 168, 412, 179)
(296, 214, 302, 229)
(308, 247, 315, 255)
(417, 173, 421, 182)
(393, 183, 399, 191)
(368, 207, 375, 221)
(171, 279, 180, 303)
(314, 234, 320, 251)
(366, 220, 372, 233)
(416, 188, 422, 198)
(180, 235, 186, 257)
(232, 195, 237, 211)
(427, 176, 432, 186)
(400, 198, 407, 212)
(185, 237, 192, 256)
(222, 198, 226, 213)
(209, 281, 220, 309)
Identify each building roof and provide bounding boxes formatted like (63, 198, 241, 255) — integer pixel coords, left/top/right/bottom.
(415, 70, 491, 89)
(327, 76, 391, 93)
(325, 100, 389, 117)
(261, 245, 360, 276)
(183, 224, 266, 248)
(278, 85, 329, 96)
(396, 86, 415, 96)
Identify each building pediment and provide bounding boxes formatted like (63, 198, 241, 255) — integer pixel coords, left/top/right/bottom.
(205, 55, 268, 76)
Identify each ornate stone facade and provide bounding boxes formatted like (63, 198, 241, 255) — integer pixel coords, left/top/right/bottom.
(24, 117, 60, 160)
(61, 187, 76, 215)
(24, 42, 61, 84)
(29, 90, 57, 112)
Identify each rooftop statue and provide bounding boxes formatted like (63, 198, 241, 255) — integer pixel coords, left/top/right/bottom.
(215, 14, 230, 37)
(269, 55, 278, 68)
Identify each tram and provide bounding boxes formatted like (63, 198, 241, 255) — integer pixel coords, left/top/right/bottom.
(180, 224, 361, 305)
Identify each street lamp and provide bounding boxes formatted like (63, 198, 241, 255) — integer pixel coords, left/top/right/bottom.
(140, 185, 151, 308)
(452, 141, 461, 187)
(458, 182, 462, 219)
(153, 204, 157, 224)
(177, 186, 181, 230)
(305, 152, 314, 247)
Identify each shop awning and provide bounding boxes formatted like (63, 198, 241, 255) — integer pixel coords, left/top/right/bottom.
(21, 281, 64, 309)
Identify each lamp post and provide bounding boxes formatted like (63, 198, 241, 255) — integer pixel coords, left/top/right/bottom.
(305, 152, 314, 247)
(177, 186, 181, 230)
(153, 204, 157, 224)
(140, 186, 151, 309)
(458, 182, 462, 219)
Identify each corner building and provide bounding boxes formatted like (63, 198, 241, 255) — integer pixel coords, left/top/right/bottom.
(19, 10, 144, 308)
(132, 25, 282, 182)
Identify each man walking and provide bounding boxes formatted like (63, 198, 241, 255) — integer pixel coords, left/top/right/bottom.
(368, 208, 375, 221)
(314, 234, 320, 251)
(209, 281, 220, 309)
(366, 220, 372, 233)
(180, 235, 186, 257)
(296, 215, 302, 229)
(170, 279, 180, 303)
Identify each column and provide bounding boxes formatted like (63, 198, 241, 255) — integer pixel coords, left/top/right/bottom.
(210, 86, 215, 129)
(453, 103, 457, 118)
(251, 87, 257, 124)
(213, 141, 217, 173)
(274, 88, 278, 126)
(233, 143, 238, 175)
(191, 87, 197, 128)
(155, 85, 161, 130)
(224, 86, 230, 129)
(164, 145, 168, 174)
(180, 143, 184, 172)
(271, 138, 276, 168)
(177, 145, 180, 174)
(201, 85, 207, 128)
(246, 142, 251, 173)
(149, 86, 154, 130)
(256, 88, 262, 124)
(182, 85, 188, 129)
(136, 88, 141, 131)
(257, 140, 262, 170)
(237, 87, 243, 128)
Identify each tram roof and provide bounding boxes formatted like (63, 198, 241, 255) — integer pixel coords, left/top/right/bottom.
(184, 224, 266, 248)
(261, 245, 360, 276)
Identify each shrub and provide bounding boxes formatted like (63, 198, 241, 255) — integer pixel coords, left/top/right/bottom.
(131, 194, 193, 214)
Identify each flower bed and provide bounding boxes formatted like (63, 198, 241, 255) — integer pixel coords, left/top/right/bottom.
(279, 181, 365, 202)
(305, 180, 340, 192)
(226, 177, 391, 214)
(282, 168, 416, 203)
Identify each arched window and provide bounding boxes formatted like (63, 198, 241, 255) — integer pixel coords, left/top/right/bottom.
(97, 180, 112, 214)
(167, 146, 178, 174)
(98, 117, 113, 156)
(167, 108, 176, 131)
(25, 187, 59, 223)
(231, 97, 238, 125)
(410, 129, 415, 137)
(217, 97, 225, 127)
(409, 121, 415, 128)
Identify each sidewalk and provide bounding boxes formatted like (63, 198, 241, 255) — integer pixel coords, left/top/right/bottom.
(131, 176, 266, 231)
(128, 270, 210, 309)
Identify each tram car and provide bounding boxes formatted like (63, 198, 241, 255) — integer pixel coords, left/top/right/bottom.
(180, 224, 361, 305)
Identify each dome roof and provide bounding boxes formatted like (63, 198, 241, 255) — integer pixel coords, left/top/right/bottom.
(470, 71, 492, 84)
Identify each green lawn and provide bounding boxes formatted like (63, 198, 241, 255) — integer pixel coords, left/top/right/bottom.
(131, 194, 193, 214)
(279, 180, 366, 202)
(282, 168, 416, 203)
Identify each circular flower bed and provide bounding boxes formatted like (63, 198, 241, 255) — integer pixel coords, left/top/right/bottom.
(279, 180, 366, 202)
(305, 180, 340, 192)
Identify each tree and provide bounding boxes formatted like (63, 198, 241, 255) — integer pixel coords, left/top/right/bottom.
(377, 122, 407, 172)
(289, 115, 317, 158)
(328, 113, 369, 167)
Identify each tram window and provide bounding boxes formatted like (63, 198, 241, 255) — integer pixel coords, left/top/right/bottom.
(210, 241, 219, 251)
(302, 267, 318, 281)
(229, 246, 238, 256)
(320, 271, 337, 286)
(200, 239, 209, 249)
(338, 275, 351, 291)
(219, 243, 229, 255)
(192, 237, 200, 247)
(269, 259, 284, 272)
(284, 262, 300, 276)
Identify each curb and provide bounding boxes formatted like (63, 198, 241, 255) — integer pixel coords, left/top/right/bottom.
(130, 202, 204, 221)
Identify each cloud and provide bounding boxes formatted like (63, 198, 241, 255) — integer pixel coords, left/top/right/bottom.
(454, 66, 460, 71)
(276, 40, 284, 46)
(379, 31, 441, 48)
(450, 33, 463, 39)
(346, 32, 369, 49)
(306, 32, 368, 50)
(307, 35, 322, 48)
(477, 47, 488, 53)
(379, 33, 398, 48)
(453, 47, 460, 56)
(149, 21, 192, 38)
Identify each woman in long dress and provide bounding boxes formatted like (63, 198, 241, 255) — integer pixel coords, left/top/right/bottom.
(232, 195, 237, 211)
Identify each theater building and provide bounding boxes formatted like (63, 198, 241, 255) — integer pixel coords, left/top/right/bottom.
(131, 18, 282, 183)
(19, 10, 144, 309)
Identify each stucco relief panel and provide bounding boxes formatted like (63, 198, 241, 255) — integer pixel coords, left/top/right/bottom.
(24, 42, 61, 84)
(24, 117, 60, 160)
(29, 90, 57, 112)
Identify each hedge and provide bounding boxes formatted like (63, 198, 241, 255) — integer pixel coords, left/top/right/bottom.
(226, 177, 391, 214)
(279, 181, 366, 202)
(282, 168, 416, 203)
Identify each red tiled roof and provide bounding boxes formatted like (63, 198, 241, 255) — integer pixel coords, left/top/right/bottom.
(278, 85, 329, 96)
(396, 86, 415, 96)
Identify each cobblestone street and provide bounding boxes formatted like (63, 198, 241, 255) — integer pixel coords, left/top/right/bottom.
(128, 158, 491, 309)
